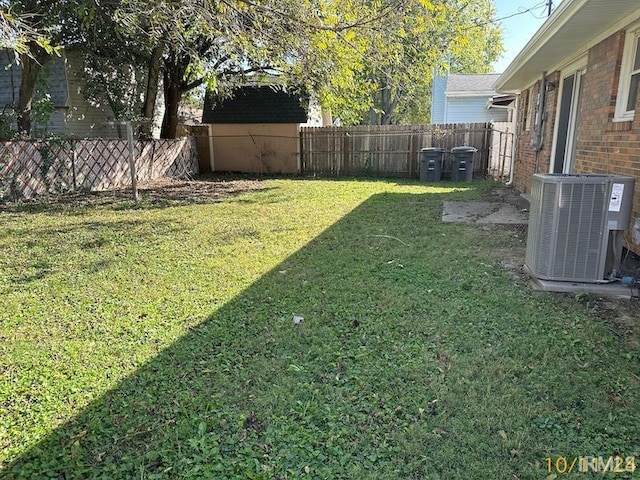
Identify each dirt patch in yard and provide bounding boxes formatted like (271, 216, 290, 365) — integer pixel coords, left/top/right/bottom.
(482, 187, 640, 350)
(134, 175, 269, 205)
(1, 174, 268, 212)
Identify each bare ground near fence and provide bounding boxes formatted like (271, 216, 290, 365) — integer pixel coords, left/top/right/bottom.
(0, 175, 269, 211)
(0, 137, 199, 201)
(300, 123, 492, 178)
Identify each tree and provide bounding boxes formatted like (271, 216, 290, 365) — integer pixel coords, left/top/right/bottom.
(115, 0, 400, 138)
(80, 10, 149, 124)
(1, 0, 88, 134)
(0, 1, 59, 57)
(315, 0, 503, 125)
(4, 0, 503, 137)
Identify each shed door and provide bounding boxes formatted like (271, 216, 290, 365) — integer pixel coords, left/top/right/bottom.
(552, 68, 585, 174)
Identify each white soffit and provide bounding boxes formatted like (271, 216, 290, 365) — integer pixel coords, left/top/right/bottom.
(496, 0, 640, 92)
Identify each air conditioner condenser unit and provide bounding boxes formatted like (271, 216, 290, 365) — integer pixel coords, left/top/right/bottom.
(525, 173, 635, 283)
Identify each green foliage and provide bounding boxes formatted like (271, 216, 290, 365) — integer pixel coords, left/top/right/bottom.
(4, 0, 504, 137)
(34, 136, 72, 193)
(313, 0, 504, 125)
(0, 113, 15, 141)
(31, 69, 56, 138)
(1, 178, 638, 478)
(0, 4, 62, 60)
(81, 46, 148, 121)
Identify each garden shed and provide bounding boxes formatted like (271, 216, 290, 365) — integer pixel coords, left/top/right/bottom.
(201, 86, 309, 174)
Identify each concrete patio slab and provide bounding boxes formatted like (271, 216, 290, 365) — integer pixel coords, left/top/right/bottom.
(442, 201, 529, 225)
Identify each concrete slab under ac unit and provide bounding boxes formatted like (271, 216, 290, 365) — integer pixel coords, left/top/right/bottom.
(526, 271, 634, 298)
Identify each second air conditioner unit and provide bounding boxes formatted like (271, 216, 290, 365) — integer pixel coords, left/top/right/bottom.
(525, 173, 635, 283)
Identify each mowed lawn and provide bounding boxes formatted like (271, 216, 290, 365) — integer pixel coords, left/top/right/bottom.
(0, 178, 638, 479)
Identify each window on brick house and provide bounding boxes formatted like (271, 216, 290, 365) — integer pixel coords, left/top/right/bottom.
(615, 26, 640, 120)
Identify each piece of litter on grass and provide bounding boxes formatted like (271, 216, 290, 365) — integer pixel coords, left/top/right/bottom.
(293, 315, 304, 325)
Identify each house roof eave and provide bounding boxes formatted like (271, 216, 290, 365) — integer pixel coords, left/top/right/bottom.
(495, 0, 640, 93)
(446, 90, 496, 98)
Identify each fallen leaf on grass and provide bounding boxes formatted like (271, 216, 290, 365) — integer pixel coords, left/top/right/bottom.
(608, 392, 623, 404)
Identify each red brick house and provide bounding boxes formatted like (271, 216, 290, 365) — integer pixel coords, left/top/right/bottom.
(495, 0, 640, 255)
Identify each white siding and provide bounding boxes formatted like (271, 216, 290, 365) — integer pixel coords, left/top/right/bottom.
(431, 75, 447, 124)
(0, 49, 120, 138)
(445, 96, 509, 124)
(0, 50, 68, 135)
(63, 51, 120, 139)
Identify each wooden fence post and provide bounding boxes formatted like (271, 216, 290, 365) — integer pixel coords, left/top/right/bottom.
(299, 128, 304, 175)
(342, 131, 350, 175)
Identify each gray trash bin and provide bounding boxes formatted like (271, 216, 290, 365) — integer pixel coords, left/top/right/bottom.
(450, 146, 477, 182)
(419, 148, 445, 182)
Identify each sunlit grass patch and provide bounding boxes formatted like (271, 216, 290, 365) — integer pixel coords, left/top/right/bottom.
(1, 177, 638, 479)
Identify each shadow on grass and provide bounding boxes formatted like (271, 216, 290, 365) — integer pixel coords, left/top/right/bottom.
(0, 218, 188, 290)
(5, 189, 637, 479)
(0, 175, 275, 214)
(3, 191, 443, 478)
(0, 174, 498, 215)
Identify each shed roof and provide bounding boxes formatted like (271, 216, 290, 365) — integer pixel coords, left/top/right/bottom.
(202, 86, 307, 124)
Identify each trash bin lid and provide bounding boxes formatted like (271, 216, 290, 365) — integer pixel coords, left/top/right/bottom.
(451, 146, 478, 153)
(420, 147, 445, 152)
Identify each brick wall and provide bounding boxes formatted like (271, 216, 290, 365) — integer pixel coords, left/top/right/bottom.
(574, 31, 640, 254)
(513, 30, 640, 255)
(513, 72, 560, 193)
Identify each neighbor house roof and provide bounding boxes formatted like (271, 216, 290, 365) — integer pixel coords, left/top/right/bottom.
(445, 73, 502, 97)
(202, 86, 308, 124)
(496, 0, 640, 92)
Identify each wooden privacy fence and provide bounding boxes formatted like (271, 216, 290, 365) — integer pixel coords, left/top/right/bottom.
(0, 137, 199, 201)
(489, 122, 514, 181)
(300, 123, 492, 178)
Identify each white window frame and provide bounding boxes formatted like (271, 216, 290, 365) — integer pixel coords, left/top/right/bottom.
(550, 56, 588, 174)
(615, 24, 640, 121)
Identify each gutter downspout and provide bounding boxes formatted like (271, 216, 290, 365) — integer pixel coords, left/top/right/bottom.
(506, 94, 519, 187)
(532, 73, 548, 178)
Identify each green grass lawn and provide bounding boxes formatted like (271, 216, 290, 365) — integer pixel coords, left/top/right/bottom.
(1, 177, 638, 479)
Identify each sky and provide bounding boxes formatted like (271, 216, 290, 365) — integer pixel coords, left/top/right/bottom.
(491, 0, 566, 73)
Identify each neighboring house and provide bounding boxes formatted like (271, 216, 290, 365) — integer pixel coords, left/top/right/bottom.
(495, 0, 640, 256)
(431, 73, 512, 124)
(201, 85, 314, 174)
(0, 49, 164, 139)
(0, 49, 120, 138)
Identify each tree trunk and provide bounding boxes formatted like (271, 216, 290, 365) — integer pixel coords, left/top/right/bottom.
(379, 81, 402, 126)
(140, 43, 164, 137)
(159, 52, 205, 139)
(160, 63, 182, 139)
(16, 53, 43, 135)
